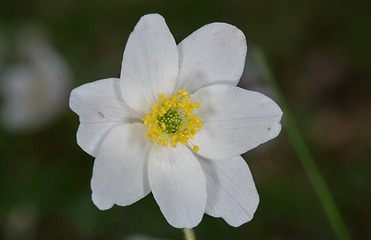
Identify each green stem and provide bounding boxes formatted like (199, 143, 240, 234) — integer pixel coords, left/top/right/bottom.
(253, 47, 351, 240)
(183, 228, 196, 240)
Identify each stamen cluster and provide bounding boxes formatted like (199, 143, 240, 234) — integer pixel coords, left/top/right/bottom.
(142, 90, 203, 152)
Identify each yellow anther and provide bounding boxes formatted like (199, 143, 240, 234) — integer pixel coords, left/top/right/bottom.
(189, 103, 197, 109)
(184, 109, 191, 116)
(143, 90, 203, 152)
(193, 145, 199, 152)
(183, 128, 190, 135)
(152, 103, 160, 111)
(162, 97, 170, 104)
(170, 140, 177, 148)
(170, 95, 177, 102)
(181, 137, 188, 145)
(194, 126, 201, 131)
(159, 107, 167, 116)
(188, 120, 194, 127)
(171, 134, 178, 142)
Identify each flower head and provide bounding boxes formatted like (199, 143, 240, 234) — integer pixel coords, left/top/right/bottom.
(1, 26, 72, 131)
(70, 14, 282, 228)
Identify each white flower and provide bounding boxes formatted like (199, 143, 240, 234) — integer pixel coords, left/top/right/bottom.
(1, 26, 72, 130)
(69, 14, 282, 228)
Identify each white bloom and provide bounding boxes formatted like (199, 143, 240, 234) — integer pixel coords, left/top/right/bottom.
(1, 26, 72, 130)
(70, 14, 282, 228)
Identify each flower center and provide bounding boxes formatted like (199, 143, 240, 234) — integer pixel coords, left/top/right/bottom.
(142, 90, 203, 152)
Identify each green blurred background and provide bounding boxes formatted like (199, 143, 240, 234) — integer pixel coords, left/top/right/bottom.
(0, 0, 370, 239)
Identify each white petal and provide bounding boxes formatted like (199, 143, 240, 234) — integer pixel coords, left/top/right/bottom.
(91, 123, 152, 210)
(120, 14, 179, 113)
(69, 78, 142, 157)
(191, 85, 283, 160)
(148, 144, 206, 228)
(199, 155, 259, 227)
(175, 23, 247, 93)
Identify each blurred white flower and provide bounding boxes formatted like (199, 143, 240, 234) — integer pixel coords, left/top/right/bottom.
(70, 14, 282, 228)
(1, 26, 72, 130)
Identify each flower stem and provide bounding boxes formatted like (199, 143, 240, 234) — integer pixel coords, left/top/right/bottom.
(183, 228, 196, 240)
(254, 47, 351, 240)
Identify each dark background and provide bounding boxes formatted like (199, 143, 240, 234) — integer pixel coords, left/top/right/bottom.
(0, 0, 370, 239)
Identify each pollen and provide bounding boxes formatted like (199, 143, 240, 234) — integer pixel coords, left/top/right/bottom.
(142, 90, 202, 152)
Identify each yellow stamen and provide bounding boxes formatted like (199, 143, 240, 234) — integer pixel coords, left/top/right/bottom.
(142, 90, 203, 152)
(193, 145, 200, 152)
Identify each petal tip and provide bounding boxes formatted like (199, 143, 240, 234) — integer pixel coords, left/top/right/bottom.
(268, 122, 282, 139)
(138, 13, 165, 24)
(91, 192, 114, 211)
(210, 22, 247, 49)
